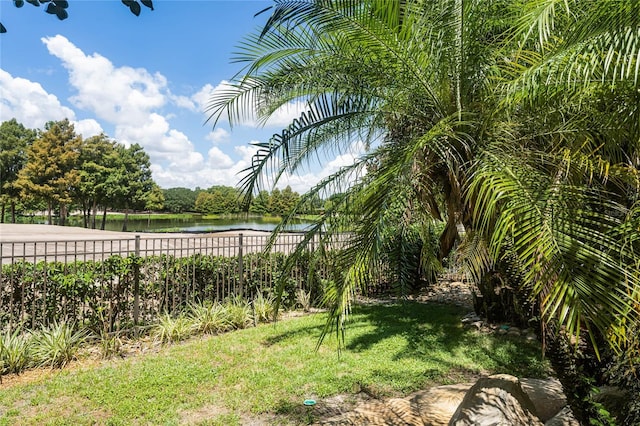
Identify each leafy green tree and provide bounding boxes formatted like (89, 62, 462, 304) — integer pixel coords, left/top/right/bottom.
(249, 190, 270, 214)
(194, 185, 241, 215)
(144, 183, 165, 226)
(76, 134, 118, 228)
(299, 192, 323, 215)
(106, 143, 154, 231)
(162, 187, 197, 213)
(14, 119, 81, 225)
(0, 119, 37, 223)
(194, 191, 217, 215)
(267, 186, 299, 216)
(1, 0, 153, 33)
(144, 184, 165, 212)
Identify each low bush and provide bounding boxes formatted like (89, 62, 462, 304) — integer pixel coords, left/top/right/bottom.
(152, 313, 195, 345)
(1, 326, 31, 375)
(188, 300, 230, 334)
(252, 293, 276, 322)
(30, 322, 88, 368)
(224, 296, 253, 330)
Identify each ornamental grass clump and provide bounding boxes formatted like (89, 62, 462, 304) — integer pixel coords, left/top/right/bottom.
(224, 296, 253, 329)
(295, 289, 312, 312)
(0, 326, 31, 375)
(187, 301, 230, 334)
(30, 322, 87, 368)
(153, 313, 195, 345)
(252, 293, 276, 323)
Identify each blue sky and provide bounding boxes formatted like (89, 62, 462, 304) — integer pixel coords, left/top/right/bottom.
(0, 0, 360, 192)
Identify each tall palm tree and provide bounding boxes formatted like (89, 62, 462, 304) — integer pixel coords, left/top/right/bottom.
(209, 0, 638, 359)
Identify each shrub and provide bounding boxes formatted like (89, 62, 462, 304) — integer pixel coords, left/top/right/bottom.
(1, 326, 31, 375)
(152, 313, 195, 345)
(606, 319, 640, 424)
(31, 322, 87, 368)
(224, 296, 253, 330)
(295, 289, 312, 312)
(252, 293, 276, 323)
(187, 301, 229, 334)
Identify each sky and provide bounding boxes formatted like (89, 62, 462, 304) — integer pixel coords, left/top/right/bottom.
(0, 0, 361, 192)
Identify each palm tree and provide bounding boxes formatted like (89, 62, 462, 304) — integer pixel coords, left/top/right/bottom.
(209, 0, 639, 373)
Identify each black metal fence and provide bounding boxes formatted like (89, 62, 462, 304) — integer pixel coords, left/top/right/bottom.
(0, 233, 338, 331)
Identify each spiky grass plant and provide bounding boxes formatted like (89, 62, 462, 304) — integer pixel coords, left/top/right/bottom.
(224, 296, 253, 330)
(1, 326, 31, 375)
(252, 293, 276, 323)
(295, 289, 312, 312)
(30, 322, 87, 368)
(187, 300, 230, 334)
(97, 331, 124, 359)
(153, 313, 195, 345)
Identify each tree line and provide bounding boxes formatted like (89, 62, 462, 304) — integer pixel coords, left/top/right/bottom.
(0, 118, 324, 228)
(163, 185, 325, 216)
(0, 118, 162, 231)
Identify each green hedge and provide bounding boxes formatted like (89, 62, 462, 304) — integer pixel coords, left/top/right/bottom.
(0, 251, 327, 332)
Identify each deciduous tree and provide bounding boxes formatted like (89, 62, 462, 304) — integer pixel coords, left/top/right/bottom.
(14, 119, 81, 225)
(76, 133, 118, 228)
(0, 119, 36, 223)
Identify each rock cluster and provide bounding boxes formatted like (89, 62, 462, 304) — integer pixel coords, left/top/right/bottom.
(316, 374, 579, 425)
(460, 312, 539, 341)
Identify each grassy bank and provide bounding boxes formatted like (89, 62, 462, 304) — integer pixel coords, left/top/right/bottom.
(0, 302, 550, 425)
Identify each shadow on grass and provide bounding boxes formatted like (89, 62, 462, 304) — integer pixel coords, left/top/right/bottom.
(345, 302, 548, 378)
(265, 302, 549, 377)
(265, 301, 551, 424)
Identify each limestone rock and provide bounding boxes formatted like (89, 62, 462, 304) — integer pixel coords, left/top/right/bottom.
(520, 378, 566, 422)
(544, 406, 579, 426)
(413, 384, 472, 426)
(448, 374, 543, 426)
(593, 386, 629, 423)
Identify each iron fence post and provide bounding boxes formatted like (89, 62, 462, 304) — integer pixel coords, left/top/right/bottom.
(133, 235, 140, 325)
(238, 233, 244, 297)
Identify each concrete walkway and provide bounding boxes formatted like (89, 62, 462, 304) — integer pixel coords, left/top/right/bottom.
(0, 224, 268, 243)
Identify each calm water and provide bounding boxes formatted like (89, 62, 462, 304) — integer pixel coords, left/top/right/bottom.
(62, 216, 313, 233)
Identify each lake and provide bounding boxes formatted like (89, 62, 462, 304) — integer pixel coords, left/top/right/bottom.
(63, 215, 313, 233)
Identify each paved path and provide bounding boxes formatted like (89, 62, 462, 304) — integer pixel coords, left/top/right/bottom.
(0, 224, 268, 242)
(0, 224, 303, 263)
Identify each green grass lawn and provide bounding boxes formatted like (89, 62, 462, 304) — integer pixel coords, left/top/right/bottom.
(0, 302, 550, 425)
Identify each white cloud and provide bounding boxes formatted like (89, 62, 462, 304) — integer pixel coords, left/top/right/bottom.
(191, 83, 215, 113)
(43, 35, 166, 126)
(264, 100, 307, 127)
(0, 69, 76, 128)
(72, 119, 103, 138)
(169, 93, 196, 111)
(207, 146, 235, 169)
(206, 127, 230, 143)
(41, 35, 210, 182)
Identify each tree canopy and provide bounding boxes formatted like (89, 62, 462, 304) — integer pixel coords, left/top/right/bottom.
(1, 118, 163, 228)
(0, 0, 154, 33)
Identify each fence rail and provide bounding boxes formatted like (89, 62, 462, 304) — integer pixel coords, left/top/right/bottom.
(0, 233, 317, 265)
(0, 232, 340, 331)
